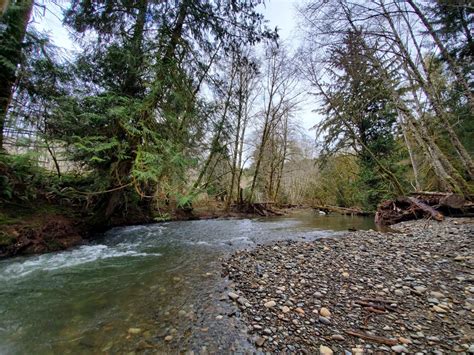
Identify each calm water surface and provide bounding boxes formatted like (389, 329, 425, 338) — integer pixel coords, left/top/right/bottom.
(0, 210, 374, 354)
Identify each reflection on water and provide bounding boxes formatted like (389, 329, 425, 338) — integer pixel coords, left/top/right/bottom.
(0, 210, 374, 354)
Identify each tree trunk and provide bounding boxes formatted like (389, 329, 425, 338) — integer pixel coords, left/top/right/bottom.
(190, 66, 237, 194)
(382, 2, 474, 179)
(273, 113, 289, 201)
(398, 114, 420, 191)
(0, 0, 34, 150)
(405, 0, 474, 108)
(226, 69, 245, 210)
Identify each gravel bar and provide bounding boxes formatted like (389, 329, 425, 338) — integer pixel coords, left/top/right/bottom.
(222, 218, 474, 354)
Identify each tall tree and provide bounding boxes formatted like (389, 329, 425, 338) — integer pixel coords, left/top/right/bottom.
(0, 0, 34, 149)
(44, 0, 275, 222)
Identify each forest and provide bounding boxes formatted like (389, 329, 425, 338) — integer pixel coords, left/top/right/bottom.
(0, 0, 472, 253)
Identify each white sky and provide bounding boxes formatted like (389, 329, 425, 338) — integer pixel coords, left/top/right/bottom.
(258, 0, 317, 136)
(32, 0, 318, 135)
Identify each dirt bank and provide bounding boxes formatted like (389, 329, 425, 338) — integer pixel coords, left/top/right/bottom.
(222, 218, 474, 354)
(0, 209, 85, 258)
(0, 202, 288, 259)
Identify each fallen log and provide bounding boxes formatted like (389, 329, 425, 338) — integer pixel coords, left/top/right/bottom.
(375, 192, 473, 225)
(345, 330, 398, 346)
(410, 191, 467, 209)
(234, 202, 284, 217)
(407, 197, 444, 221)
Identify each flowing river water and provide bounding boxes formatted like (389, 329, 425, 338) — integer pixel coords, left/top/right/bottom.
(0, 210, 374, 354)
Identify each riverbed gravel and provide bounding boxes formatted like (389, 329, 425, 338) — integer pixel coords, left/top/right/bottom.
(222, 217, 474, 354)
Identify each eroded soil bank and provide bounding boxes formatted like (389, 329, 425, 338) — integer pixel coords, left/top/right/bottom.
(223, 218, 474, 354)
(0, 202, 285, 258)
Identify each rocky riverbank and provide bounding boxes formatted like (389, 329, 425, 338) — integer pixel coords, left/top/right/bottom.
(222, 218, 474, 354)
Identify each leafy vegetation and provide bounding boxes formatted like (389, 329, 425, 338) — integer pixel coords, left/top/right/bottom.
(0, 0, 472, 239)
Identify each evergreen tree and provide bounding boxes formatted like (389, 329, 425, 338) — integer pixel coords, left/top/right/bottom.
(43, 0, 275, 222)
(316, 30, 405, 209)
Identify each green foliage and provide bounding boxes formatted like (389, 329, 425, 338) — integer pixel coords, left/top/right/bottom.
(316, 30, 406, 209)
(308, 155, 360, 207)
(0, 152, 44, 201)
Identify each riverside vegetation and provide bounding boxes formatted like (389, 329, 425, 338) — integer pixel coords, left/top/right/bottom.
(1, 0, 472, 255)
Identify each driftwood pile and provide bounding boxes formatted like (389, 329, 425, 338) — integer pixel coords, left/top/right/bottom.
(375, 192, 474, 226)
(235, 202, 284, 217)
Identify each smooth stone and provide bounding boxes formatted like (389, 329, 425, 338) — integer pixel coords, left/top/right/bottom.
(399, 337, 412, 345)
(319, 316, 331, 325)
(164, 335, 173, 341)
(432, 305, 448, 313)
(237, 297, 250, 306)
(263, 328, 272, 335)
(320, 307, 331, 317)
(128, 328, 142, 334)
(430, 291, 445, 298)
(282, 306, 290, 313)
(320, 345, 334, 355)
(295, 307, 305, 315)
(331, 334, 345, 341)
(413, 286, 427, 294)
(391, 345, 409, 353)
(264, 300, 276, 308)
(228, 292, 239, 300)
(255, 337, 266, 347)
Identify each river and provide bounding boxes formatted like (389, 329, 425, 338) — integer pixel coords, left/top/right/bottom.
(0, 210, 374, 354)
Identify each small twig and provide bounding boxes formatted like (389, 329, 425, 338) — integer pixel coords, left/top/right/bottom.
(361, 298, 396, 304)
(345, 330, 398, 346)
(364, 306, 386, 314)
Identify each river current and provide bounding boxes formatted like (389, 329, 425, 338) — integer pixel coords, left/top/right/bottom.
(0, 211, 374, 354)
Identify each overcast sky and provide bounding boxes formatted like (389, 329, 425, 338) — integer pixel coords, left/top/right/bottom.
(32, 0, 317, 134)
